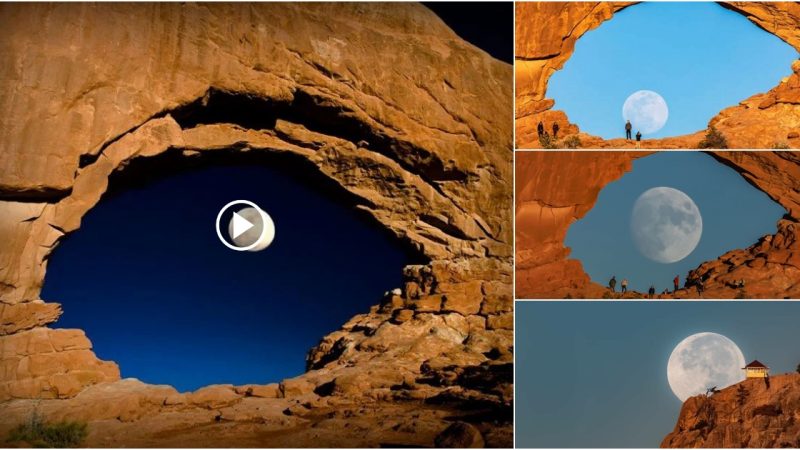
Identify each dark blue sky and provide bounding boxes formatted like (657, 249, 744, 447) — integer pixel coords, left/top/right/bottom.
(548, 2, 798, 139)
(565, 152, 785, 293)
(516, 301, 800, 448)
(424, 1, 513, 64)
(43, 154, 422, 392)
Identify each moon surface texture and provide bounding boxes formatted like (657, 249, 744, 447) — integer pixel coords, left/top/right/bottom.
(667, 332, 745, 402)
(631, 187, 702, 263)
(622, 90, 669, 135)
(227, 206, 275, 252)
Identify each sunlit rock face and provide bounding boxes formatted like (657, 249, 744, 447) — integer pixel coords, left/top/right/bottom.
(661, 373, 800, 448)
(515, 151, 800, 299)
(0, 3, 512, 447)
(515, 1, 800, 149)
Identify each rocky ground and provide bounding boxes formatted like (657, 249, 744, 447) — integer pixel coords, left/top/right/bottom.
(662, 373, 800, 448)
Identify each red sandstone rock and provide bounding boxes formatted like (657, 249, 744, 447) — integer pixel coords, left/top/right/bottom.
(661, 374, 800, 448)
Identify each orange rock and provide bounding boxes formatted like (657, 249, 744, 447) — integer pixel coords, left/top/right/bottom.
(234, 383, 281, 399)
(0, 302, 61, 336)
(661, 374, 800, 447)
(187, 384, 242, 409)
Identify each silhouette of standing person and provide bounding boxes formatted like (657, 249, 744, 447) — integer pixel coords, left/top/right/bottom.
(635, 130, 642, 149)
(625, 120, 632, 140)
(648, 285, 655, 299)
(621, 278, 628, 294)
(609, 275, 617, 293)
(552, 122, 560, 140)
(537, 121, 544, 137)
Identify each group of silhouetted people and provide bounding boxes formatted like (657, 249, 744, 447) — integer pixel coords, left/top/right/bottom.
(537, 119, 642, 144)
(608, 275, 629, 294)
(607, 274, 691, 298)
(625, 120, 642, 146)
(537, 121, 559, 140)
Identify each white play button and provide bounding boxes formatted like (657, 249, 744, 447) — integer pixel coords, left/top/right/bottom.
(215, 200, 276, 252)
(231, 211, 255, 239)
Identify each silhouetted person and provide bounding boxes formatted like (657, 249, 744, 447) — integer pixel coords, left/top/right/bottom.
(621, 278, 628, 294)
(648, 285, 655, 299)
(673, 275, 680, 292)
(552, 122, 560, 140)
(625, 120, 632, 140)
(537, 121, 544, 137)
(609, 275, 617, 293)
(636, 130, 642, 142)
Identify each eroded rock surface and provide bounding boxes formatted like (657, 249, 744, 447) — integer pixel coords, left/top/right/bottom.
(515, 151, 800, 299)
(0, 3, 512, 447)
(515, 1, 800, 149)
(661, 374, 800, 448)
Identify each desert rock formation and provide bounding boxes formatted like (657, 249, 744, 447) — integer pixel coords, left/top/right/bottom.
(0, 3, 512, 447)
(661, 373, 800, 448)
(515, 151, 800, 299)
(515, 1, 800, 149)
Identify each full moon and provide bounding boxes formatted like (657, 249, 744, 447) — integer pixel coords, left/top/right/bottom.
(622, 90, 669, 135)
(667, 332, 745, 402)
(631, 187, 702, 263)
(227, 206, 275, 252)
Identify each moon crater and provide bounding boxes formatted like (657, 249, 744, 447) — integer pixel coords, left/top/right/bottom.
(630, 187, 702, 263)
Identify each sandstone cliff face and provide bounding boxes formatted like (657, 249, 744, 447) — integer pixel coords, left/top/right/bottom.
(0, 3, 512, 447)
(515, 2, 800, 149)
(515, 151, 800, 299)
(662, 374, 800, 448)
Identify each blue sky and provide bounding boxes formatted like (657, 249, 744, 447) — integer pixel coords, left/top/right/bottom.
(565, 152, 785, 293)
(43, 158, 420, 392)
(548, 2, 799, 139)
(515, 301, 800, 448)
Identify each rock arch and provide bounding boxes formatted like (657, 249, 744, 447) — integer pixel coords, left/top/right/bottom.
(515, 2, 800, 148)
(0, 3, 512, 446)
(515, 150, 800, 299)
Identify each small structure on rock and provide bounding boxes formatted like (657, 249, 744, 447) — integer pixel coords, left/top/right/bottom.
(743, 360, 769, 378)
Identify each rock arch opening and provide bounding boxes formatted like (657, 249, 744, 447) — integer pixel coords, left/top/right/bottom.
(42, 148, 428, 392)
(564, 151, 787, 298)
(547, 2, 798, 141)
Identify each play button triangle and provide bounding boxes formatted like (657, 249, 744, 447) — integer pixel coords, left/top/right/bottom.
(231, 211, 255, 239)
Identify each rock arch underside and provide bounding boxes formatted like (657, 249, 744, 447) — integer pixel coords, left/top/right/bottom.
(515, 2, 800, 149)
(0, 3, 513, 447)
(515, 150, 800, 299)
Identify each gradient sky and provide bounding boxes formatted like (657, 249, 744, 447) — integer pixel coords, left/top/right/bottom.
(516, 301, 800, 448)
(43, 157, 422, 392)
(565, 152, 786, 294)
(548, 2, 799, 139)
